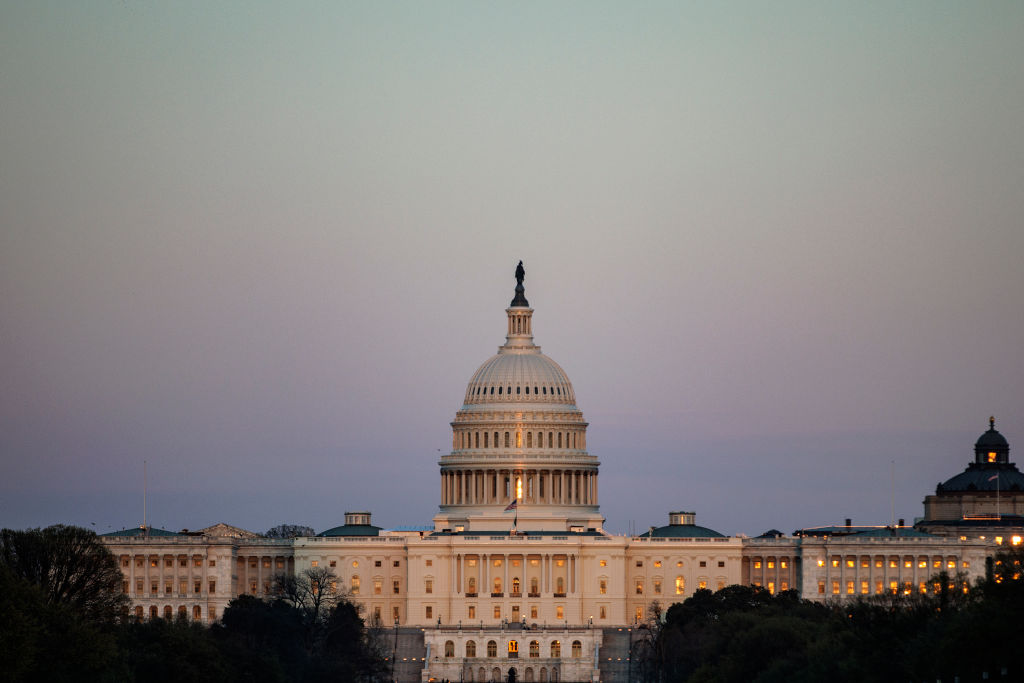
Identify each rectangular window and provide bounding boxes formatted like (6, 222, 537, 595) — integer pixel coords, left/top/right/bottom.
(393, 606, 400, 622)
(425, 579, 433, 594)
(329, 560, 336, 567)
(557, 606, 564, 619)
(635, 560, 643, 567)
(862, 558, 870, 568)
(780, 581, 788, 591)
(832, 581, 840, 595)
(194, 581, 201, 594)
(767, 561, 775, 569)
(530, 606, 538, 619)
(151, 582, 158, 594)
(718, 561, 725, 568)
(393, 580, 400, 594)
(393, 560, 400, 567)
(654, 561, 662, 568)
(311, 560, 319, 567)
(165, 582, 172, 594)
(374, 579, 382, 595)
(180, 558, 187, 567)
(654, 580, 662, 594)
(599, 579, 607, 594)
(875, 580, 883, 594)
(494, 605, 501, 619)
(846, 559, 854, 568)
(698, 580, 707, 590)
(373, 606, 381, 622)
(599, 560, 607, 567)
(136, 558, 143, 568)
(635, 580, 643, 595)
(846, 581, 854, 595)
(122, 580, 129, 594)
(779, 560, 787, 569)
(860, 580, 869, 594)
(599, 606, 606, 619)
(818, 581, 825, 594)
(425, 606, 432, 620)
(194, 558, 202, 567)
(375, 560, 382, 567)
(209, 580, 216, 593)
(635, 606, 642, 622)
(122, 558, 129, 568)
(426, 559, 433, 567)
(767, 581, 775, 594)
(699, 561, 707, 568)
(717, 580, 725, 591)
(468, 605, 476, 619)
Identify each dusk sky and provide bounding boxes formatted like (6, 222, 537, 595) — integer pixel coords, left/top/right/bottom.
(2, 2, 1022, 537)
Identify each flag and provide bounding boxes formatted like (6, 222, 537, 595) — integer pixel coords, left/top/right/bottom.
(504, 500, 518, 512)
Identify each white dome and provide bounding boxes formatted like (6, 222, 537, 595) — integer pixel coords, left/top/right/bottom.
(464, 351, 576, 405)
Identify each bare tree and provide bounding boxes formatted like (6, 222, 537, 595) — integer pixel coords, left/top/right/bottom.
(273, 566, 343, 646)
(264, 523, 315, 539)
(0, 525, 129, 623)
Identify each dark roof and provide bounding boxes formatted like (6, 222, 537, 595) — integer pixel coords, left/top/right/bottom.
(639, 524, 725, 539)
(317, 523, 382, 537)
(429, 529, 608, 537)
(794, 525, 927, 538)
(917, 515, 1024, 528)
(976, 422, 1009, 449)
(854, 527, 934, 538)
(938, 464, 1024, 492)
(757, 529, 786, 538)
(101, 526, 181, 538)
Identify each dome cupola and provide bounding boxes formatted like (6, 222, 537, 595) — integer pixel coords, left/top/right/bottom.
(974, 416, 1010, 465)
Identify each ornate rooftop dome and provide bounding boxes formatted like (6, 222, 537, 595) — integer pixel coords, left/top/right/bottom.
(463, 353, 576, 406)
(936, 417, 1021, 492)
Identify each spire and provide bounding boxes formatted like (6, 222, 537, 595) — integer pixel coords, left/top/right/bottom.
(990, 415, 996, 431)
(510, 260, 529, 307)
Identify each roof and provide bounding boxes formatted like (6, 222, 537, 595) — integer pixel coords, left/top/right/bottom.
(917, 515, 1024, 528)
(938, 464, 1024, 493)
(639, 524, 725, 539)
(794, 525, 932, 538)
(101, 526, 181, 538)
(318, 523, 382, 537)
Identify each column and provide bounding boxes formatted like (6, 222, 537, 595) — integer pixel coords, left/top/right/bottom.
(482, 554, 488, 595)
(503, 555, 509, 595)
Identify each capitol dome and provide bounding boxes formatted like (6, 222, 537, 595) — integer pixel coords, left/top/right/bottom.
(433, 262, 603, 534)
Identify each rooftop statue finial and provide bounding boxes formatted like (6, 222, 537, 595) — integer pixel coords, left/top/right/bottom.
(990, 416, 996, 430)
(511, 260, 529, 307)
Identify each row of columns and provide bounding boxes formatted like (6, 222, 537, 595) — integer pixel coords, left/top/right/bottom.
(441, 469, 598, 506)
(454, 428, 585, 451)
(454, 553, 580, 597)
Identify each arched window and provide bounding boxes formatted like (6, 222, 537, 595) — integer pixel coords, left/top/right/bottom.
(505, 432, 510, 447)
(498, 386, 502, 394)
(525, 668, 535, 682)
(549, 432, 553, 448)
(193, 605, 201, 620)
(494, 432, 499, 448)
(512, 577, 521, 594)
(526, 432, 532, 448)
(490, 386, 494, 395)
(508, 640, 519, 658)
(475, 432, 479, 448)
(466, 640, 477, 658)
(484, 432, 489, 447)
(445, 640, 455, 657)
(529, 640, 540, 658)
(493, 668, 501, 681)
(493, 577, 502, 593)
(517, 386, 521, 394)
(178, 605, 187, 618)
(543, 387, 547, 394)
(540, 668, 548, 682)
(550, 640, 561, 658)
(558, 433, 562, 448)
(534, 386, 538, 395)
(675, 576, 685, 594)
(134, 605, 143, 620)
(487, 640, 498, 657)
(571, 641, 582, 657)
(163, 605, 172, 618)
(351, 576, 360, 594)
(150, 605, 158, 619)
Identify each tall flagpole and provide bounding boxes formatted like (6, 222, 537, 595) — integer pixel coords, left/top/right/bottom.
(143, 459, 147, 529)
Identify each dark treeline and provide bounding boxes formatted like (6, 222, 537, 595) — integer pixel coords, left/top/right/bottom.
(0, 525, 387, 683)
(631, 549, 1024, 683)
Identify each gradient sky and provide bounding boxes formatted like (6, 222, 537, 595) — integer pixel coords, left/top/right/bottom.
(2, 2, 1022, 537)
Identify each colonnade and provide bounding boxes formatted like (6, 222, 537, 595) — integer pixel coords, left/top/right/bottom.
(440, 469, 598, 506)
(454, 552, 580, 597)
(453, 428, 585, 451)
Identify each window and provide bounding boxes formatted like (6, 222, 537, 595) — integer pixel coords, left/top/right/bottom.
(654, 580, 662, 594)
(180, 558, 187, 567)
(831, 559, 840, 568)
(166, 582, 173, 594)
(426, 559, 432, 567)
(150, 582, 157, 594)
(487, 640, 498, 658)
(599, 606, 606, 619)
(717, 580, 726, 591)
(698, 580, 707, 590)
(636, 560, 643, 567)
(466, 640, 477, 658)
(700, 561, 707, 568)
(425, 606, 432, 620)
(768, 561, 775, 569)
(468, 605, 476, 619)
(832, 581, 840, 595)
(846, 559, 854, 568)
(718, 561, 725, 567)
(530, 640, 540, 658)
(122, 580, 129, 594)
(555, 577, 564, 594)
(329, 560, 337, 567)
(861, 580, 869, 594)
(194, 580, 201, 594)
(374, 579, 382, 595)
(677, 561, 683, 567)
(393, 579, 400, 594)
(209, 580, 216, 593)
(393, 606, 400, 622)
(675, 576, 685, 594)
(494, 577, 502, 594)
(846, 581, 854, 595)
(121, 558, 129, 568)
(654, 560, 662, 568)
(445, 641, 455, 657)
(373, 606, 381, 622)
(635, 606, 643, 622)
(311, 560, 319, 567)
(818, 581, 825, 594)
(512, 577, 521, 594)
(779, 560, 787, 569)
(600, 560, 607, 567)
(135, 579, 142, 592)
(375, 559, 382, 567)
(635, 579, 643, 595)
(494, 605, 501, 619)
(351, 576, 360, 594)
(572, 641, 582, 657)
(508, 641, 518, 658)
(394, 560, 400, 567)
(194, 558, 202, 567)
(550, 641, 561, 658)
(599, 579, 607, 594)
(530, 605, 538, 619)
(352, 560, 359, 568)
(425, 579, 433, 594)
(556, 605, 564, 619)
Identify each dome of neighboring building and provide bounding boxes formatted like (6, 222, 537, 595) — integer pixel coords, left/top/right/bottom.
(639, 511, 725, 538)
(934, 417, 1020, 492)
(975, 417, 1010, 450)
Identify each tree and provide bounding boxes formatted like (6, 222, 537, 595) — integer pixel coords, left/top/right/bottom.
(272, 566, 344, 649)
(264, 524, 315, 539)
(0, 524, 128, 623)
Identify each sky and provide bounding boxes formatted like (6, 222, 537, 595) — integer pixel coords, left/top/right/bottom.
(2, 2, 1023, 537)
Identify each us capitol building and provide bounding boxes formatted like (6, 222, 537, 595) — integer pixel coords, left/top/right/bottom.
(102, 263, 1015, 683)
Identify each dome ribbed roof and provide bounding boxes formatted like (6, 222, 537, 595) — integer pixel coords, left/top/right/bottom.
(464, 352, 576, 405)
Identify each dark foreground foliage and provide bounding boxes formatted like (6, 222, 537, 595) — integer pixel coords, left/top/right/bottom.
(0, 526, 387, 683)
(634, 549, 1024, 683)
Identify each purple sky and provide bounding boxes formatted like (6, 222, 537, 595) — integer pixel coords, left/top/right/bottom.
(2, 3, 1023, 537)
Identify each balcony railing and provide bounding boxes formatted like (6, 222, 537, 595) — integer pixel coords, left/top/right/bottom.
(490, 592, 504, 598)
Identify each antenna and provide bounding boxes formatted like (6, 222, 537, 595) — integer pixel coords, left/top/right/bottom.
(890, 459, 895, 527)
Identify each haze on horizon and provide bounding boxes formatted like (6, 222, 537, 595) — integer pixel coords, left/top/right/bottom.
(2, 2, 1022, 538)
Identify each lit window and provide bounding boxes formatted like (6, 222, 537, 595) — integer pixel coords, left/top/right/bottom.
(654, 561, 662, 568)
(394, 579, 400, 594)
(550, 641, 561, 658)
(831, 559, 839, 568)
(767, 581, 775, 594)
(675, 576, 685, 594)
(890, 559, 898, 568)
(508, 640, 519, 658)
(780, 560, 787, 569)
(918, 560, 927, 568)
(600, 560, 607, 567)
(635, 606, 643, 621)
(677, 561, 683, 567)
(572, 640, 582, 658)
(846, 581, 854, 595)
(817, 581, 825, 594)
(351, 576, 360, 594)
(988, 452, 997, 462)
(599, 606, 606, 619)
(754, 560, 762, 569)
(860, 580, 869, 594)
(352, 560, 359, 568)
(996, 536, 1004, 545)
(1014, 536, 1022, 546)
(374, 579, 382, 595)
(468, 605, 476, 619)
(311, 560, 319, 567)
(556, 605, 564, 619)
(635, 580, 643, 595)
(599, 579, 607, 594)
(875, 559, 883, 568)
(698, 580, 707, 590)
(832, 581, 840, 595)
(817, 559, 825, 567)
(494, 605, 501, 619)
(530, 605, 537, 619)
(768, 561, 775, 569)
(904, 560, 912, 568)
(963, 561, 970, 568)
(426, 559, 432, 567)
